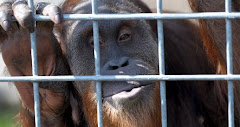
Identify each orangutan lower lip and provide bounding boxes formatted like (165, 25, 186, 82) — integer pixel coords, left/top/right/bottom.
(111, 86, 143, 99)
(103, 83, 153, 99)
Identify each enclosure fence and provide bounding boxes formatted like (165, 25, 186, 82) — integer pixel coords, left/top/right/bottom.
(0, 0, 236, 127)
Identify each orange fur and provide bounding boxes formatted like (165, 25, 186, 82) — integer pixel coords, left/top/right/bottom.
(188, 0, 226, 74)
(188, 0, 240, 126)
(82, 82, 161, 127)
(198, 20, 226, 74)
(16, 102, 35, 127)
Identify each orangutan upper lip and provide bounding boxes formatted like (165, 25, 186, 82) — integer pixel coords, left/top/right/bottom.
(103, 83, 153, 98)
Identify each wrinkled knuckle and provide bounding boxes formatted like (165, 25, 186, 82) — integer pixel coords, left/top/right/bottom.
(15, 13, 33, 30)
(12, 0, 32, 16)
(12, 0, 27, 9)
(0, 2, 12, 14)
(13, 5, 32, 22)
(36, 2, 48, 14)
(49, 5, 61, 14)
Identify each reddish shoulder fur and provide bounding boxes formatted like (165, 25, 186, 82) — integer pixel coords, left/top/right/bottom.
(62, 0, 82, 14)
(188, 0, 226, 74)
(198, 19, 227, 74)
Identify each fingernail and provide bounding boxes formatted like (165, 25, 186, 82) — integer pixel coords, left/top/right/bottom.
(54, 14, 62, 24)
(2, 20, 10, 31)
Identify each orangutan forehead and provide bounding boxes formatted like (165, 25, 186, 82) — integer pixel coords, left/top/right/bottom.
(72, 0, 143, 14)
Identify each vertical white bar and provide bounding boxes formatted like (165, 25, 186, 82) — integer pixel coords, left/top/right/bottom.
(225, 0, 234, 126)
(157, 0, 167, 127)
(27, 0, 41, 127)
(91, 0, 103, 127)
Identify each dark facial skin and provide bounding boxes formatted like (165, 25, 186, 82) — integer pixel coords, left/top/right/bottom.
(58, 0, 217, 127)
(59, 1, 161, 126)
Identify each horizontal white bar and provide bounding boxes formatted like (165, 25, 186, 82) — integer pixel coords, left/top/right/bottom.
(0, 75, 239, 82)
(29, 12, 240, 21)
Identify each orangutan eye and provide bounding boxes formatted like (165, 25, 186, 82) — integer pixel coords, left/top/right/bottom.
(119, 33, 131, 41)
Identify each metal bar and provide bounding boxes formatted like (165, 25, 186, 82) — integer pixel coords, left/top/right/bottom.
(30, 12, 240, 21)
(27, 0, 41, 127)
(157, 0, 167, 127)
(225, 0, 234, 126)
(3, 75, 240, 82)
(228, 81, 234, 127)
(91, 0, 103, 127)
